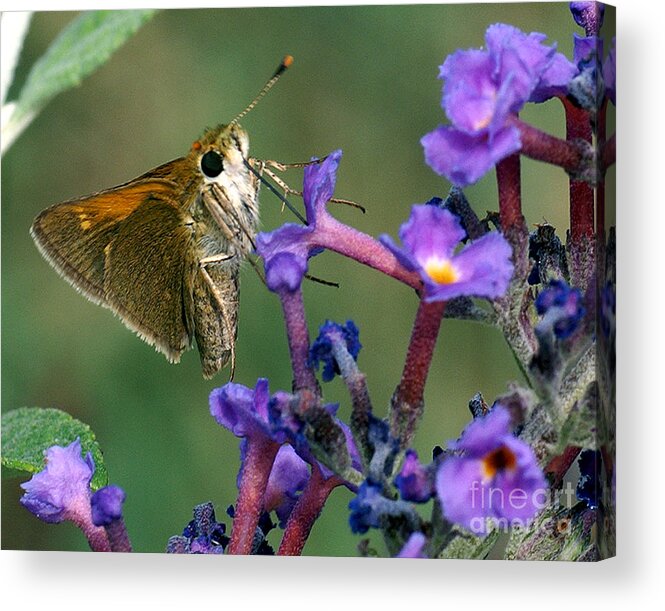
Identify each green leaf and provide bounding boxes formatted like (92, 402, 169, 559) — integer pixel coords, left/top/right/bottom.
(1, 407, 108, 490)
(13, 10, 157, 121)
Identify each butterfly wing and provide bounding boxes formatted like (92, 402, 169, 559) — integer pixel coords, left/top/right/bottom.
(31, 162, 188, 304)
(102, 196, 198, 362)
(31, 160, 201, 363)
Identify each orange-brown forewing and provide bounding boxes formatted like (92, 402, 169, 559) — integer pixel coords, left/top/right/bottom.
(30, 159, 202, 362)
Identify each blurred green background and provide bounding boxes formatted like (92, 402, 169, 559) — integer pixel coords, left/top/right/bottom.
(2, 4, 607, 555)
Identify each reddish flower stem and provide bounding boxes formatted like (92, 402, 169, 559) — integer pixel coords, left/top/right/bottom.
(496, 153, 526, 234)
(278, 466, 340, 556)
(279, 288, 318, 391)
(68, 508, 111, 552)
(569, 181, 595, 242)
(602, 133, 615, 171)
(510, 116, 583, 172)
(563, 98, 594, 242)
(103, 519, 133, 553)
(545, 445, 582, 489)
(317, 216, 422, 290)
(226, 437, 280, 555)
(391, 299, 446, 445)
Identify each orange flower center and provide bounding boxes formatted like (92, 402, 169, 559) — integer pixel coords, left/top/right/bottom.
(424, 257, 459, 284)
(480, 445, 517, 480)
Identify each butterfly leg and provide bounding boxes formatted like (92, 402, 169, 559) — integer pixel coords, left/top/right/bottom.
(200, 253, 235, 266)
(263, 159, 323, 171)
(261, 164, 366, 213)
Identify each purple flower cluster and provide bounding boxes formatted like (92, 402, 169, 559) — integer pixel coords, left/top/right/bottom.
(91, 485, 126, 526)
(421, 23, 577, 187)
(263, 445, 311, 527)
(13, 2, 613, 560)
(209, 378, 361, 528)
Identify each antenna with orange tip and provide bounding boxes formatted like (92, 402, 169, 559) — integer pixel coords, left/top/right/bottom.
(231, 55, 294, 124)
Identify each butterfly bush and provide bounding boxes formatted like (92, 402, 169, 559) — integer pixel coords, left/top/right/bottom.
(15, 2, 615, 560)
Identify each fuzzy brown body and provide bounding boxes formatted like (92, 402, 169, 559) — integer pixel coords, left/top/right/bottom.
(31, 123, 260, 378)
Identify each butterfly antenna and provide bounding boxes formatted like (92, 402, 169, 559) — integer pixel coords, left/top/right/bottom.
(231, 55, 294, 125)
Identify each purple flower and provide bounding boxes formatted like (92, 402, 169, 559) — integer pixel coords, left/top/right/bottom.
(529, 51, 579, 103)
(210, 378, 285, 444)
(302, 150, 342, 221)
(421, 127, 522, 188)
(256, 151, 343, 292)
(309, 319, 362, 382)
(20, 438, 94, 524)
(570, 2, 605, 35)
(422, 24, 576, 186)
(485, 24, 574, 106)
(396, 532, 427, 558)
(264, 251, 309, 292)
(91, 485, 126, 526)
(573, 34, 603, 66)
(535, 279, 585, 339)
(603, 38, 616, 105)
(263, 445, 311, 527)
(348, 481, 386, 534)
(380, 205, 513, 302)
(394, 449, 432, 503)
(435, 406, 547, 534)
(91, 484, 132, 552)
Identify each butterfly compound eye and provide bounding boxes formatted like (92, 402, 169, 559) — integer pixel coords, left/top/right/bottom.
(200, 150, 224, 178)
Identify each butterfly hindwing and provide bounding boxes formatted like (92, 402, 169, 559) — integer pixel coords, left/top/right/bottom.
(191, 262, 239, 378)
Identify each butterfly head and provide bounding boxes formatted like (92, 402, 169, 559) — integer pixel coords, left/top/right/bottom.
(189, 123, 250, 184)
